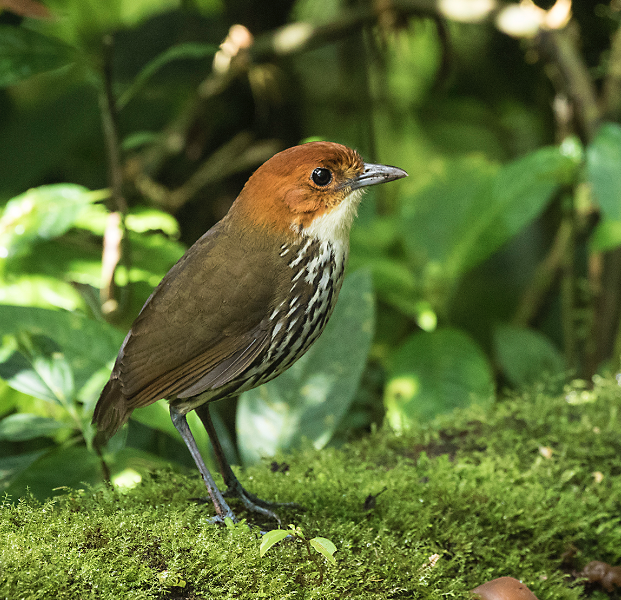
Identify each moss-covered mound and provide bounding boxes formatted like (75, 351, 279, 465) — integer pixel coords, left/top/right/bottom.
(2, 377, 621, 599)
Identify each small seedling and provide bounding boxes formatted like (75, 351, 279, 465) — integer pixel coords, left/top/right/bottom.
(259, 524, 338, 584)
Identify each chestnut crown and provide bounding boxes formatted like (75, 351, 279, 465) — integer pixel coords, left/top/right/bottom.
(232, 141, 407, 242)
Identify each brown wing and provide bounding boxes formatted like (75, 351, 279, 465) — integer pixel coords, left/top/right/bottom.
(114, 217, 289, 407)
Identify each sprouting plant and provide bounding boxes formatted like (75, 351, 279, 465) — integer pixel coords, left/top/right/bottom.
(260, 524, 337, 584)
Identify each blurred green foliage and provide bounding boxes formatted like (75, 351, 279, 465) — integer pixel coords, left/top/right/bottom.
(1, 0, 621, 501)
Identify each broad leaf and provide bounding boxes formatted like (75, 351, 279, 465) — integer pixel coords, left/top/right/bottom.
(3, 445, 102, 500)
(384, 328, 494, 431)
(0, 413, 68, 441)
(101, 230, 186, 289)
(237, 270, 374, 464)
(401, 155, 497, 276)
(0, 274, 87, 312)
(310, 537, 337, 564)
(464, 146, 576, 270)
(590, 218, 621, 253)
(0, 25, 75, 87)
(401, 147, 577, 284)
(586, 123, 621, 221)
(0, 450, 46, 493)
(0, 332, 75, 405)
(0, 306, 124, 398)
(0, 184, 101, 259)
(493, 324, 565, 388)
(125, 207, 181, 237)
(259, 529, 291, 557)
(131, 400, 213, 468)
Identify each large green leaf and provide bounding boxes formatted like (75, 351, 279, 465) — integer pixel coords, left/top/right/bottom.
(122, 230, 186, 287)
(0, 25, 75, 87)
(0, 332, 75, 405)
(493, 324, 565, 388)
(0, 413, 69, 441)
(131, 400, 213, 468)
(0, 306, 124, 399)
(3, 445, 102, 500)
(400, 155, 497, 275)
(0, 450, 47, 493)
(105, 447, 185, 485)
(0, 274, 87, 312)
(384, 328, 494, 431)
(8, 206, 185, 295)
(586, 123, 621, 221)
(0, 184, 102, 259)
(590, 218, 621, 253)
(237, 270, 375, 465)
(401, 147, 577, 283)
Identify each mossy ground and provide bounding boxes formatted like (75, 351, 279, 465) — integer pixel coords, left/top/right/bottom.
(2, 377, 621, 599)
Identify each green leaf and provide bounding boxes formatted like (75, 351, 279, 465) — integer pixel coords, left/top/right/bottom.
(0, 274, 87, 312)
(0, 25, 75, 87)
(131, 401, 212, 469)
(121, 131, 161, 151)
(119, 230, 186, 287)
(259, 529, 291, 557)
(72, 203, 110, 236)
(3, 445, 102, 500)
(0, 306, 124, 400)
(125, 207, 180, 237)
(493, 324, 565, 388)
(117, 42, 217, 109)
(384, 328, 494, 431)
(586, 123, 621, 220)
(400, 155, 497, 276)
(0, 184, 98, 259)
(590, 218, 621, 253)
(401, 147, 576, 283)
(0, 450, 46, 492)
(0, 332, 75, 405)
(310, 537, 337, 565)
(130, 400, 179, 439)
(347, 254, 436, 328)
(466, 146, 575, 270)
(106, 447, 183, 481)
(237, 270, 375, 464)
(0, 414, 68, 441)
(0, 380, 23, 417)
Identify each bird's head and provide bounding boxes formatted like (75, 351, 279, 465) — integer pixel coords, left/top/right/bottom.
(232, 141, 408, 244)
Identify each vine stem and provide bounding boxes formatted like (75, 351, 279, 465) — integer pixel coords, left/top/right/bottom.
(99, 34, 128, 317)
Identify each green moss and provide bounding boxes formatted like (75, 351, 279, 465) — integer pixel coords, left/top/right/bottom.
(2, 377, 621, 598)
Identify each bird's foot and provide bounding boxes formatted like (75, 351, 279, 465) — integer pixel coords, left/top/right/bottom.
(224, 482, 302, 526)
(198, 481, 300, 526)
(223, 481, 301, 510)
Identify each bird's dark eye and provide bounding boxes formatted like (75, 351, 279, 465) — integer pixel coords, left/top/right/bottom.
(311, 167, 332, 186)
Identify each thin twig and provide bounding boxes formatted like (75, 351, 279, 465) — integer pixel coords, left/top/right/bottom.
(536, 28, 601, 143)
(99, 34, 129, 317)
(512, 219, 573, 328)
(134, 134, 281, 211)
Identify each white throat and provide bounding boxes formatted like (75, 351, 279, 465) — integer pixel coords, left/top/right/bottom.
(301, 188, 363, 246)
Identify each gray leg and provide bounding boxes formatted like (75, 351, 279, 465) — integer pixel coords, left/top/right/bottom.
(195, 403, 300, 525)
(169, 404, 237, 524)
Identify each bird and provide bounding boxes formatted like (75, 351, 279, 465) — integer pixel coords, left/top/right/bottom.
(92, 141, 407, 524)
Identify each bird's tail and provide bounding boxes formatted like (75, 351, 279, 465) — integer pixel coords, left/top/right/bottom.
(92, 378, 133, 445)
